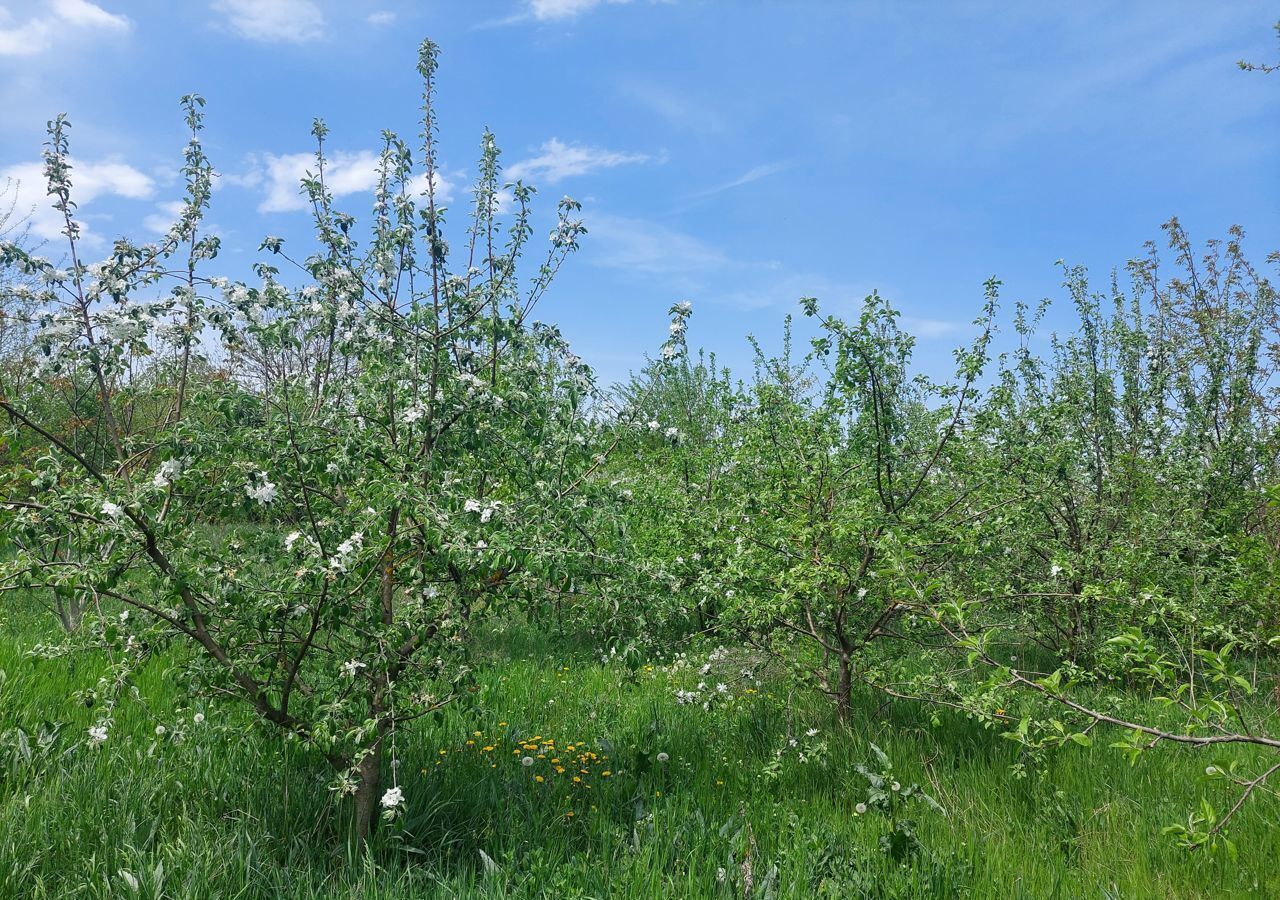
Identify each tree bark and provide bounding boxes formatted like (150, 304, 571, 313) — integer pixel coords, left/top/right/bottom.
(352, 738, 384, 847)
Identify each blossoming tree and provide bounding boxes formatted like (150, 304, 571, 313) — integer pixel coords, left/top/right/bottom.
(0, 40, 606, 843)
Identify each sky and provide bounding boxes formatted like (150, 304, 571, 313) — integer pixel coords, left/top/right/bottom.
(1, 0, 1277, 387)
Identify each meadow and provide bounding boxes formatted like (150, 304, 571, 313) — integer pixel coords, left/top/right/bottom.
(3, 598, 1277, 899)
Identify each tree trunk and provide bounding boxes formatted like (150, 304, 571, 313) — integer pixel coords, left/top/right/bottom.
(352, 739, 383, 847)
(836, 651, 853, 722)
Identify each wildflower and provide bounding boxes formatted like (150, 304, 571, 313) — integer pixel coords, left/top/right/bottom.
(102, 500, 123, 519)
(805, 728, 819, 737)
(380, 786, 404, 810)
(521, 756, 535, 767)
(192, 713, 205, 725)
(716, 683, 728, 694)
(855, 802, 867, 815)
(88, 725, 108, 745)
(155, 725, 167, 736)
(1050, 564, 1062, 577)
(284, 531, 303, 551)
(891, 781, 901, 792)
(341, 659, 367, 678)
(664, 426, 679, 440)
(656, 752, 669, 763)
(1205, 766, 1217, 776)
(535, 775, 544, 783)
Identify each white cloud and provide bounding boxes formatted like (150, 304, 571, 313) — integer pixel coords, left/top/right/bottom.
(900, 316, 961, 339)
(0, 156, 154, 245)
(530, 0, 612, 19)
(0, 0, 129, 56)
(211, 0, 325, 44)
(506, 139, 651, 185)
(51, 0, 127, 28)
(478, 0, 662, 27)
(252, 150, 453, 213)
(693, 161, 789, 198)
(586, 213, 728, 279)
(367, 10, 396, 26)
(143, 200, 186, 235)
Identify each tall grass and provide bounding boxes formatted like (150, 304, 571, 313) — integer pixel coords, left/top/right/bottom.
(0, 604, 1276, 899)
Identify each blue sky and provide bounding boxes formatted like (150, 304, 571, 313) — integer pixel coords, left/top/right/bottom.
(2, 0, 1277, 386)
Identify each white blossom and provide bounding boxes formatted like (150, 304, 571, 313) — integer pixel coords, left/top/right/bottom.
(246, 473, 277, 505)
(380, 786, 404, 810)
(152, 459, 182, 489)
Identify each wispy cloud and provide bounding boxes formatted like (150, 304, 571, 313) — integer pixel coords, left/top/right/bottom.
(480, 0, 668, 28)
(584, 213, 965, 327)
(617, 80, 727, 135)
(367, 11, 396, 26)
(530, 0, 618, 19)
(1, 156, 153, 246)
(241, 149, 453, 213)
(210, 0, 325, 44)
(692, 161, 790, 198)
(143, 200, 186, 235)
(0, 0, 130, 57)
(586, 213, 728, 280)
(900, 315, 961, 339)
(506, 139, 653, 185)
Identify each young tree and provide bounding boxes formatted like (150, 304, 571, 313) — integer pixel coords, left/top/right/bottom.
(0, 40, 603, 844)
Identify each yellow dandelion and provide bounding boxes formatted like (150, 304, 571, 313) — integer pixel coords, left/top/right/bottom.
(602, 771, 611, 777)
(535, 775, 544, 783)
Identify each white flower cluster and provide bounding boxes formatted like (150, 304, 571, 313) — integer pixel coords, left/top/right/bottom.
(463, 497, 503, 524)
(152, 459, 182, 489)
(246, 472, 277, 505)
(329, 531, 364, 573)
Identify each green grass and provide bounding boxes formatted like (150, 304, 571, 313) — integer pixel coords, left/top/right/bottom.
(1, 604, 1277, 899)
